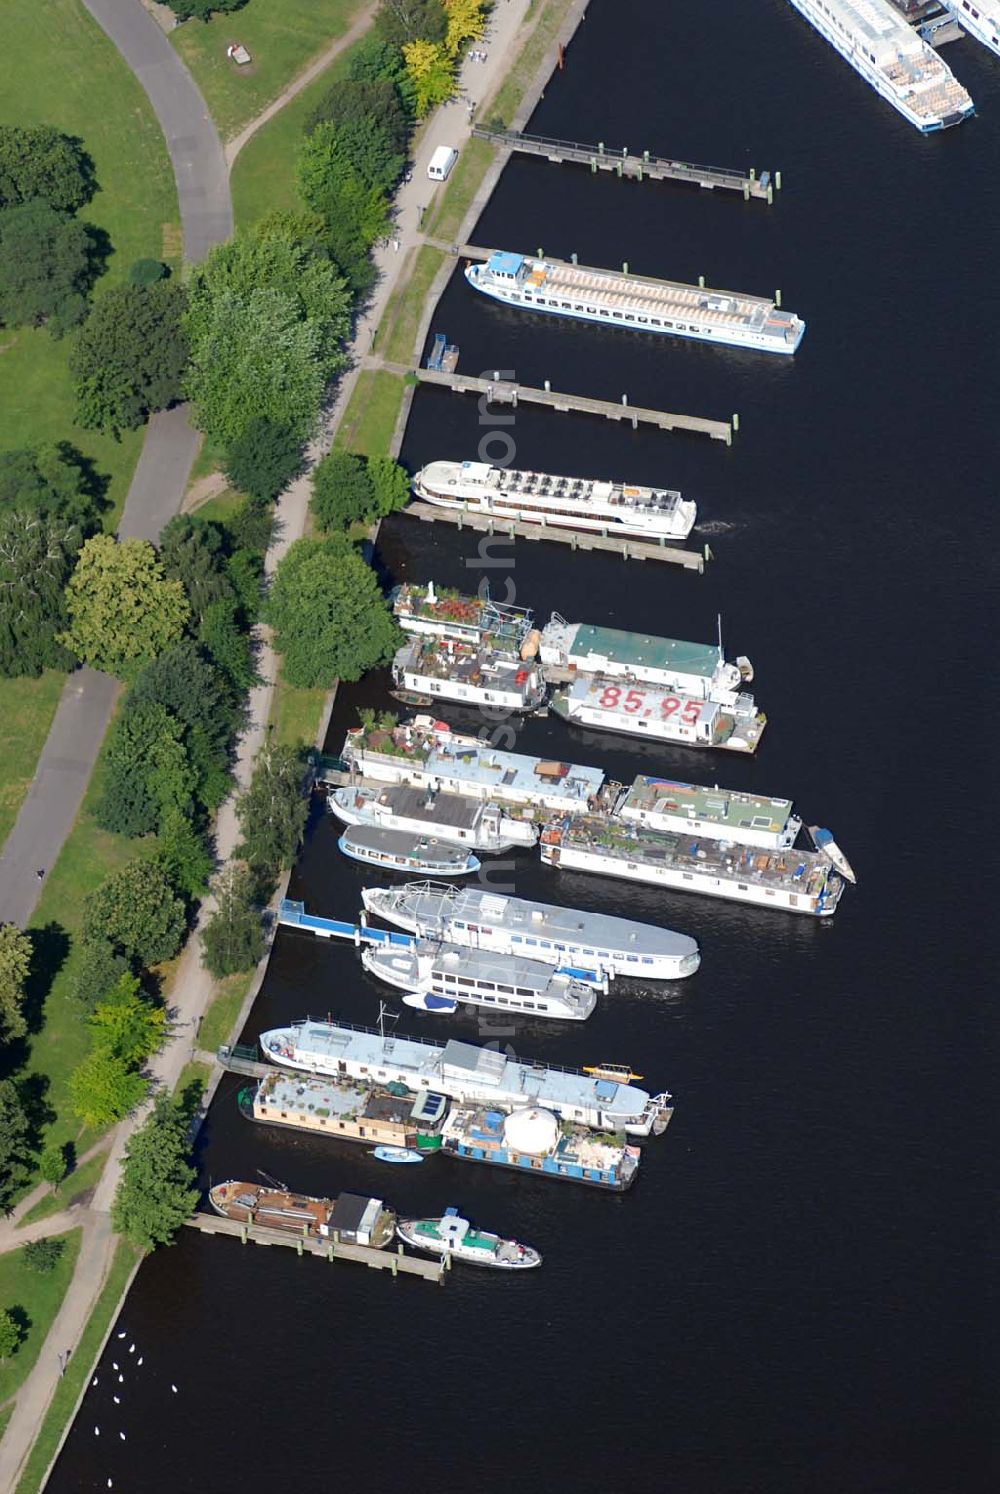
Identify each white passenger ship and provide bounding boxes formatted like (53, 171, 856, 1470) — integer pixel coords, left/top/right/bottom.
(413, 459, 697, 540)
(549, 676, 766, 753)
(947, 0, 1000, 57)
(786, 0, 974, 130)
(361, 939, 600, 1021)
(361, 882, 701, 980)
(466, 252, 805, 354)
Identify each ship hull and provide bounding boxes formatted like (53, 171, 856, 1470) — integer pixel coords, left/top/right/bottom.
(541, 841, 840, 917)
(414, 479, 695, 540)
(466, 266, 802, 354)
(328, 787, 537, 853)
(337, 829, 480, 877)
(785, 0, 975, 132)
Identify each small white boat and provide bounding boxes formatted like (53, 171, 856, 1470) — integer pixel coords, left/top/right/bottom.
(807, 826, 857, 884)
(402, 991, 459, 1014)
(372, 1146, 424, 1164)
(338, 826, 481, 877)
(397, 1207, 541, 1269)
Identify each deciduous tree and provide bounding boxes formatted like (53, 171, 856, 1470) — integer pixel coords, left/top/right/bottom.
(89, 973, 166, 1068)
(201, 863, 264, 979)
(0, 1079, 32, 1212)
(23, 1236, 65, 1273)
(0, 923, 32, 1043)
(443, 0, 485, 56)
(266, 536, 400, 688)
(367, 456, 411, 518)
(158, 515, 234, 624)
(38, 1144, 67, 1192)
(401, 39, 454, 116)
(297, 129, 390, 291)
(0, 199, 98, 335)
(70, 938, 129, 1013)
(0, 443, 102, 530)
(83, 859, 186, 969)
(96, 699, 194, 837)
(310, 448, 375, 532)
(375, 0, 448, 48)
(60, 535, 190, 679)
(111, 1093, 198, 1250)
(224, 417, 304, 504)
(69, 1049, 146, 1128)
(0, 1309, 23, 1361)
(71, 282, 188, 435)
(0, 510, 77, 678)
(157, 810, 213, 900)
(235, 743, 308, 882)
(0, 125, 95, 213)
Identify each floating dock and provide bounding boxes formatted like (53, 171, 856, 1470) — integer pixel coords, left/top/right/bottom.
(394, 362, 733, 444)
(471, 127, 777, 202)
(185, 1213, 447, 1282)
(404, 500, 706, 571)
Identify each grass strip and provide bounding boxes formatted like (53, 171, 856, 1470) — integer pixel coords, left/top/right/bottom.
(376, 245, 447, 366)
(335, 370, 407, 459)
(0, 673, 66, 848)
(15, 1239, 141, 1494)
(198, 972, 255, 1055)
(0, 1231, 83, 1406)
(17, 1155, 109, 1232)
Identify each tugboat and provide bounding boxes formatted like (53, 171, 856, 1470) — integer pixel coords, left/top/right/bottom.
(397, 1207, 541, 1269)
(208, 1180, 395, 1245)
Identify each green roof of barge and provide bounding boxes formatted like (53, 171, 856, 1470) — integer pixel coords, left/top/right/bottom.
(567, 623, 721, 678)
(622, 776, 796, 834)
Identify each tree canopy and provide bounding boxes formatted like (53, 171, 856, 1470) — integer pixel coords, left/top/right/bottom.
(311, 448, 375, 532)
(71, 282, 188, 435)
(0, 125, 95, 214)
(267, 536, 400, 688)
(223, 417, 304, 504)
(111, 1092, 199, 1250)
(83, 859, 187, 969)
(69, 1048, 146, 1128)
(60, 535, 190, 679)
(235, 743, 308, 885)
(0, 443, 102, 530)
(0, 923, 32, 1044)
(165, 0, 246, 20)
(0, 510, 78, 678)
(201, 862, 264, 979)
(0, 1078, 32, 1212)
(88, 973, 166, 1069)
(297, 128, 390, 292)
(305, 80, 407, 194)
(70, 938, 130, 1013)
(375, 0, 448, 48)
(158, 515, 235, 625)
(0, 199, 99, 335)
(95, 698, 194, 838)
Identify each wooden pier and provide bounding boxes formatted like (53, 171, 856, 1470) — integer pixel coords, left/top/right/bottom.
(185, 1212, 448, 1283)
(470, 127, 778, 202)
(404, 500, 705, 571)
(393, 362, 732, 444)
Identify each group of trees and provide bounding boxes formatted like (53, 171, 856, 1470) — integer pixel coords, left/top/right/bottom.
(311, 448, 409, 533)
(268, 536, 400, 688)
(0, 125, 103, 336)
(71, 280, 188, 436)
(0, 443, 104, 678)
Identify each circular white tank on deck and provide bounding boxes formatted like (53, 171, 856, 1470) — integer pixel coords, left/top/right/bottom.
(503, 1107, 559, 1156)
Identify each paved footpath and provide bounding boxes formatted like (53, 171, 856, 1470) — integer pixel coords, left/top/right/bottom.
(0, 0, 231, 930)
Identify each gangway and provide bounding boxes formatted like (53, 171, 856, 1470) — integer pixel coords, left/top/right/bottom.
(278, 898, 414, 948)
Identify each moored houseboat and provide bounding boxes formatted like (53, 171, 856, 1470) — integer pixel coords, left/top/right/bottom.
(208, 1180, 396, 1246)
(240, 1069, 448, 1153)
(328, 782, 538, 853)
(616, 776, 802, 850)
(441, 1104, 641, 1190)
(392, 581, 536, 649)
(391, 634, 546, 713)
(337, 824, 481, 876)
(538, 617, 753, 699)
(549, 676, 766, 753)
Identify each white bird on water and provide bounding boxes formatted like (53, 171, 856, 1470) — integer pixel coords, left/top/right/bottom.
(92, 1377, 98, 1387)
(117, 1331, 126, 1339)
(171, 1384, 178, 1394)
(118, 1374, 124, 1384)
(129, 1343, 135, 1354)
(137, 1356, 144, 1366)
(94, 1426, 99, 1436)
(119, 1431, 126, 1441)
(112, 1362, 119, 1371)
(113, 1395, 120, 1405)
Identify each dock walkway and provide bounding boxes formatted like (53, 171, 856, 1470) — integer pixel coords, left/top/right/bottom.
(185, 1213, 447, 1283)
(471, 127, 777, 202)
(381, 360, 732, 444)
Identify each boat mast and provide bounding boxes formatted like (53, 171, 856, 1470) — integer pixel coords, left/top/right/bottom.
(716, 612, 724, 664)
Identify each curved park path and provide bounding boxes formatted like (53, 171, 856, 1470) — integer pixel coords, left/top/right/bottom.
(0, 1, 231, 931)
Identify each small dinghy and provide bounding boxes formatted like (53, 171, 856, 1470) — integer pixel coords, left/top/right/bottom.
(402, 991, 459, 1014)
(807, 826, 857, 884)
(397, 1207, 541, 1269)
(372, 1146, 424, 1164)
(338, 826, 480, 877)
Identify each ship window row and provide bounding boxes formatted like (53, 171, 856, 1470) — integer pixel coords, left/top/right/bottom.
(521, 291, 709, 335)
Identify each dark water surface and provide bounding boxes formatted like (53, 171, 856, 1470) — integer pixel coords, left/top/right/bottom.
(53, 3, 996, 1490)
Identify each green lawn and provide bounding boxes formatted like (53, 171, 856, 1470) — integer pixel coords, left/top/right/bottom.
(15, 1239, 142, 1494)
(0, 1230, 82, 1406)
(199, 971, 255, 1054)
(377, 246, 446, 366)
(17, 1153, 109, 1232)
(22, 729, 161, 1173)
(171, 0, 368, 142)
(269, 671, 330, 750)
(0, 673, 65, 849)
(336, 370, 406, 458)
(0, 0, 180, 526)
(230, 44, 359, 228)
(192, 487, 245, 525)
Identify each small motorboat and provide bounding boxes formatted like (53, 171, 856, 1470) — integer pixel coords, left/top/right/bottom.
(402, 992, 459, 1014)
(397, 1207, 541, 1269)
(338, 826, 481, 877)
(372, 1146, 424, 1164)
(807, 826, 857, 884)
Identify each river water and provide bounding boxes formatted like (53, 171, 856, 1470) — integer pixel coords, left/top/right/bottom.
(52, 3, 995, 1490)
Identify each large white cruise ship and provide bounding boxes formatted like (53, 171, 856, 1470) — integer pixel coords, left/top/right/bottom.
(786, 0, 974, 130)
(413, 460, 696, 540)
(466, 252, 804, 355)
(947, 0, 1000, 58)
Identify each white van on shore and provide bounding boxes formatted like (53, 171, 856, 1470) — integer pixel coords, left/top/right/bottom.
(428, 145, 459, 182)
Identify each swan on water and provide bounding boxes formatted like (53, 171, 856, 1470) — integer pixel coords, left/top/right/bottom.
(113, 1396, 120, 1405)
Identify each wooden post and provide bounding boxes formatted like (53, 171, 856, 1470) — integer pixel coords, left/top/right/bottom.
(733, 412, 740, 432)
(698, 274, 705, 288)
(775, 170, 782, 190)
(557, 43, 565, 69)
